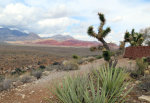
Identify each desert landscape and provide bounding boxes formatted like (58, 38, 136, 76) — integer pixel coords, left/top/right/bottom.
(0, 0, 150, 103)
(0, 43, 100, 74)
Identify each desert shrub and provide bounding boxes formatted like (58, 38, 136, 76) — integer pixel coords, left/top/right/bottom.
(140, 75, 150, 82)
(0, 75, 5, 82)
(20, 75, 32, 83)
(2, 79, 12, 90)
(138, 75, 150, 92)
(72, 54, 79, 59)
(138, 81, 150, 92)
(31, 70, 42, 79)
(0, 83, 3, 91)
(52, 62, 61, 65)
(39, 65, 46, 70)
(46, 65, 55, 71)
(77, 59, 85, 65)
(11, 68, 25, 75)
(95, 55, 102, 59)
(90, 46, 97, 51)
(144, 57, 150, 65)
(61, 61, 79, 71)
(136, 58, 148, 76)
(130, 72, 139, 79)
(87, 57, 95, 62)
(130, 58, 148, 79)
(50, 67, 132, 103)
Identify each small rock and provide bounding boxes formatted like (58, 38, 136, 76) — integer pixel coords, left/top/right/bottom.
(42, 71, 50, 76)
(135, 80, 141, 84)
(138, 95, 150, 102)
(29, 91, 35, 95)
(144, 70, 150, 75)
(15, 88, 22, 92)
(24, 67, 29, 70)
(62, 60, 68, 65)
(22, 84, 27, 87)
(21, 94, 25, 99)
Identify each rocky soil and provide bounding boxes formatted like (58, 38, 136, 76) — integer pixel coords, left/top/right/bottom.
(0, 58, 150, 103)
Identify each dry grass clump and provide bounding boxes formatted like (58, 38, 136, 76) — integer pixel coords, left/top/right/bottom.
(0, 79, 12, 91)
(61, 61, 79, 71)
(20, 75, 33, 83)
(31, 70, 42, 79)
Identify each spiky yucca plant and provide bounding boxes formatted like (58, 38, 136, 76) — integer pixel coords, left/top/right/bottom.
(50, 67, 132, 103)
(87, 13, 111, 50)
(124, 29, 144, 46)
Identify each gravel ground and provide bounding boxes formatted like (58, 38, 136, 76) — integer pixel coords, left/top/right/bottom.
(0, 58, 136, 103)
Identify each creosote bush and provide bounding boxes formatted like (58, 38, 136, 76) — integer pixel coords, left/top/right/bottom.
(57, 61, 79, 71)
(95, 55, 102, 59)
(136, 58, 148, 76)
(31, 70, 42, 79)
(0, 75, 5, 82)
(39, 65, 46, 70)
(139, 81, 150, 92)
(1, 79, 12, 91)
(90, 46, 97, 51)
(20, 75, 32, 83)
(72, 54, 79, 59)
(63, 62, 79, 71)
(11, 68, 25, 75)
(50, 67, 132, 103)
(130, 58, 148, 79)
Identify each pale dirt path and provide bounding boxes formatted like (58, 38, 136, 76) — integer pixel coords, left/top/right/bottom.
(0, 58, 134, 103)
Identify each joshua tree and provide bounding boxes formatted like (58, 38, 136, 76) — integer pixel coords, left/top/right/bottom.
(87, 13, 117, 68)
(87, 13, 111, 50)
(124, 29, 144, 46)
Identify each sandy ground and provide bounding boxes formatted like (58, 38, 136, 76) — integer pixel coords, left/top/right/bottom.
(0, 58, 134, 103)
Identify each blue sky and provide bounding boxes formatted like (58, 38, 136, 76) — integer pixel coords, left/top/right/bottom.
(0, 0, 150, 44)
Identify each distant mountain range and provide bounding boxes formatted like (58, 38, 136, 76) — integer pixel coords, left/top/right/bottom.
(48, 34, 74, 41)
(0, 27, 118, 49)
(32, 38, 100, 47)
(0, 28, 40, 41)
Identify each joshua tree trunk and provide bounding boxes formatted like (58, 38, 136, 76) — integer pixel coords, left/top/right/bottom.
(99, 38, 110, 50)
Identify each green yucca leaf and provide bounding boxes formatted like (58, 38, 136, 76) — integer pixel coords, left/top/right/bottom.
(50, 67, 132, 103)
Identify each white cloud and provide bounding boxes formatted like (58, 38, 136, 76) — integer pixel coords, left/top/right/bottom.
(0, 3, 40, 28)
(110, 16, 123, 22)
(37, 17, 80, 34)
(72, 34, 96, 41)
(38, 33, 54, 37)
(38, 17, 79, 28)
(0, 0, 149, 43)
